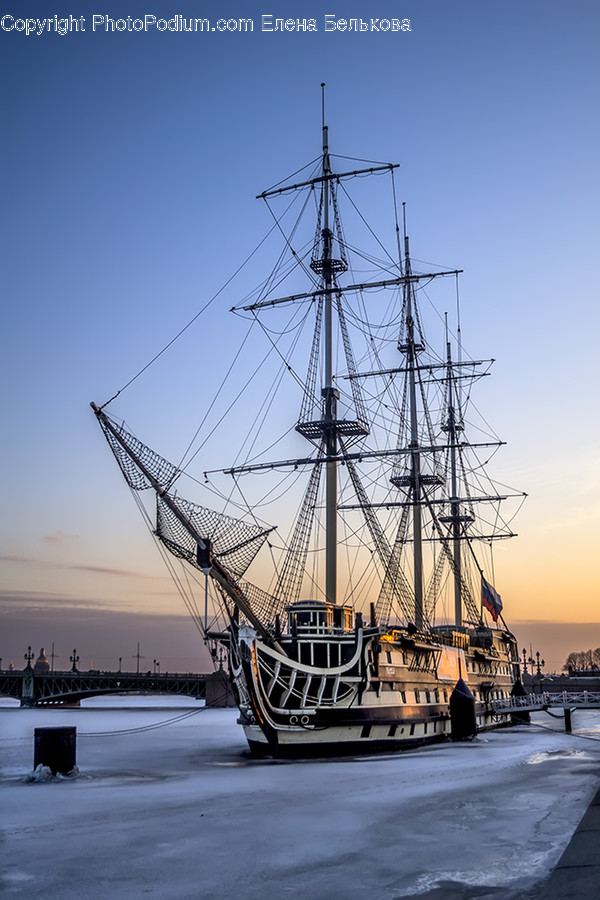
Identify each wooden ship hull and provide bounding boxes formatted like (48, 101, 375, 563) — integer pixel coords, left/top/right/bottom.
(228, 604, 519, 756)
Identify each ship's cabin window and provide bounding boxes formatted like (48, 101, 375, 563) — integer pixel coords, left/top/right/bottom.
(288, 602, 335, 634)
(332, 606, 353, 631)
(386, 651, 392, 664)
(287, 601, 354, 634)
(294, 608, 332, 631)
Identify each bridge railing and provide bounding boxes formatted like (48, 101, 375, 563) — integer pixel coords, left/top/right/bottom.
(492, 690, 600, 712)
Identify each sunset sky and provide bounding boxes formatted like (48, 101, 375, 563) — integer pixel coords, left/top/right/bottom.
(2, 1, 599, 673)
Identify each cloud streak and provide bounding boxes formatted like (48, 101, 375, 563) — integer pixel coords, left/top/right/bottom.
(0, 589, 125, 612)
(0, 553, 153, 580)
(41, 530, 80, 544)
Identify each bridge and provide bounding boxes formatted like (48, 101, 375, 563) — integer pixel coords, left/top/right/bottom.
(0, 667, 236, 708)
(493, 690, 600, 732)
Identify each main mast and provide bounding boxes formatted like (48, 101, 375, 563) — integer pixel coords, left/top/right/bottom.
(401, 234, 424, 629)
(320, 86, 338, 606)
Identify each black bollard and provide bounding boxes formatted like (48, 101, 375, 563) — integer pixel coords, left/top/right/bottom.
(510, 678, 530, 725)
(34, 727, 77, 775)
(450, 678, 477, 740)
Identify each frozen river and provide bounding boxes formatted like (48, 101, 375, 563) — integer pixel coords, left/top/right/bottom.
(2, 698, 600, 898)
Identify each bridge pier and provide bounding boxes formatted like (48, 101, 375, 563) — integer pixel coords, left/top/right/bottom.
(20, 669, 35, 707)
(205, 670, 236, 708)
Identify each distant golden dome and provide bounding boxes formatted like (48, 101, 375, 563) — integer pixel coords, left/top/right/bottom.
(34, 648, 50, 674)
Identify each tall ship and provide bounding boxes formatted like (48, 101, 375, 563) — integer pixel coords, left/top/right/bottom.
(92, 92, 525, 756)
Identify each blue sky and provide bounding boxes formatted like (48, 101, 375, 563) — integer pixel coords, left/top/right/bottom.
(2, 1, 599, 671)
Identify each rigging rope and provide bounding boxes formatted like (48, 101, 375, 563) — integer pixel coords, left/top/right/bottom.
(79, 705, 207, 736)
(99, 220, 287, 410)
(339, 178, 400, 272)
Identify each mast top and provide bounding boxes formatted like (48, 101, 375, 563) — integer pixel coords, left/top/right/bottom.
(321, 82, 330, 171)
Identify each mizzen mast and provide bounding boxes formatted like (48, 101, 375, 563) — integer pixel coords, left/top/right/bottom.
(441, 320, 469, 628)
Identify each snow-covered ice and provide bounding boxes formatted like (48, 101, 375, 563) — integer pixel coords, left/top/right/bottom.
(2, 697, 600, 899)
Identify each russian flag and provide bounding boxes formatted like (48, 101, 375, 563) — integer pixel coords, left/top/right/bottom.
(481, 577, 503, 622)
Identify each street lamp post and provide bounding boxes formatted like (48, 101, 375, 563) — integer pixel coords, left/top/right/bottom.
(535, 651, 545, 676)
